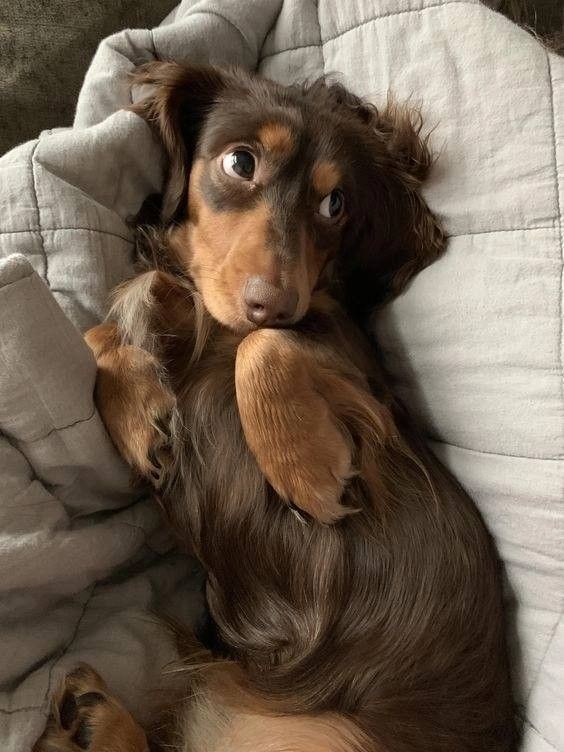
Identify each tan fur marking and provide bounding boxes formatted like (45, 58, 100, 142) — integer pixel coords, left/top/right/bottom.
(173, 158, 332, 333)
(181, 663, 371, 752)
(257, 122, 294, 156)
(85, 322, 175, 482)
(235, 329, 353, 523)
(179, 182, 288, 331)
(312, 161, 341, 196)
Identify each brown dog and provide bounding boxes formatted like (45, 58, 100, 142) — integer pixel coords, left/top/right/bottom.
(35, 63, 517, 752)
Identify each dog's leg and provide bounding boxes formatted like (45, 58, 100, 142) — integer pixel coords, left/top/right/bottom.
(85, 322, 175, 484)
(33, 664, 149, 752)
(235, 329, 356, 524)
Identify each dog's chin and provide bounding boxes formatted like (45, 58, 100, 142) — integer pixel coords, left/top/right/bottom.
(229, 318, 260, 336)
(207, 308, 258, 336)
(226, 316, 309, 337)
(207, 305, 306, 337)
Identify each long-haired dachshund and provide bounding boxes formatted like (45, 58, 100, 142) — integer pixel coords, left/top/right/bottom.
(35, 63, 517, 752)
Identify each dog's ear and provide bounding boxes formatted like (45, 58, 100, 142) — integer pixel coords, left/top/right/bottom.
(321, 83, 445, 315)
(130, 61, 229, 223)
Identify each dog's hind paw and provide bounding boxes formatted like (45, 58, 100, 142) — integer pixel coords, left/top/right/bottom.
(33, 664, 148, 752)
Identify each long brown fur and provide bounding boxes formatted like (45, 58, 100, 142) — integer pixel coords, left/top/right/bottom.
(36, 62, 517, 752)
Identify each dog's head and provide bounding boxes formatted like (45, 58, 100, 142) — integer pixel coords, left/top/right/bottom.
(131, 62, 444, 333)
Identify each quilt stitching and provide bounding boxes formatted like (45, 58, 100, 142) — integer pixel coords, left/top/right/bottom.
(523, 53, 564, 721)
(149, 28, 157, 61)
(0, 704, 40, 715)
(261, 0, 481, 58)
(525, 608, 563, 706)
(546, 51, 564, 455)
(320, 0, 481, 45)
(316, 1, 326, 79)
(118, 521, 162, 556)
(260, 43, 320, 62)
(29, 141, 48, 285)
(448, 225, 558, 237)
(183, 9, 254, 55)
(429, 438, 564, 461)
(523, 719, 561, 752)
(0, 227, 133, 244)
(19, 407, 98, 446)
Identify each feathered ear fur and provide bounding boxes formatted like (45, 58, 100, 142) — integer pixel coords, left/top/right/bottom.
(309, 82, 445, 313)
(129, 61, 230, 223)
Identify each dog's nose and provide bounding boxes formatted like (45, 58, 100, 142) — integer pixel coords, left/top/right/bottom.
(244, 276, 298, 326)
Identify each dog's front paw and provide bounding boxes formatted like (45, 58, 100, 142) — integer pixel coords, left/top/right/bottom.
(33, 664, 148, 752)
(85, 325, 175, 484)
(97, 347, 175, 485)
(271, 402, 354, 523)
(236, 329, 354, 523)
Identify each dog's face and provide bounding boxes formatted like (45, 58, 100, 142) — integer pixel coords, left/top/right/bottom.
(183, 112, 349, 333)
(132, 63, 444, 333)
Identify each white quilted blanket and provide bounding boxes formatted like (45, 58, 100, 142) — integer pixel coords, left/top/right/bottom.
(0, 1, 562, 750)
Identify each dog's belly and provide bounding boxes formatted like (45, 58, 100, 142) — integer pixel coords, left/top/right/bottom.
(166, 374, 507, 673)
(159, 346, 514, 749)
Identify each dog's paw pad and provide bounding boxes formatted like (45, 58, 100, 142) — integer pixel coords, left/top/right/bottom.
(59, 691, 78, 730)
(71, 719, 93, 750)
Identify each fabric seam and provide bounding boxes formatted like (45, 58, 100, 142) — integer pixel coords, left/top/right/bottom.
(522, 51, 564, 711)
(321, 0, 481, 45)
(17, 406, 98, 446)
(522, 719, 560, 752)
(429, 438, 564, 461)
(260, 42, 320, 62)
(261, 0, 481, 56)
(29, 140, 48, 285)
(546, 52, 564, 457)
(316, 0, 325, 79)
(0, 227, 133, 244)
(182, 9, 252, 54)
(261, 1, 288, 65)
(447, 225, 558, 237)
(0, 704, 40, 715)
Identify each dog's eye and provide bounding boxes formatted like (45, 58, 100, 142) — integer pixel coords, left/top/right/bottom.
(222, 150, 255, 180)
(318, 189, 344, 219)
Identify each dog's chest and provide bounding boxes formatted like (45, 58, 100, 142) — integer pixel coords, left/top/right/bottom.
(171, 339, 253, 477)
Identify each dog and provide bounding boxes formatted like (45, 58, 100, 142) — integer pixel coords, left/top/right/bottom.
(34, 62, 517, 752)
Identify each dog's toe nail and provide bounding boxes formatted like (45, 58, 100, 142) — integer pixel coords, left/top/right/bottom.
(59, 691, 77, 730)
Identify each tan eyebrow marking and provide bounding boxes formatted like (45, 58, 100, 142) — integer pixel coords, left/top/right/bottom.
(312, 161, 341, 195)
(257, 123, 295, 156)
